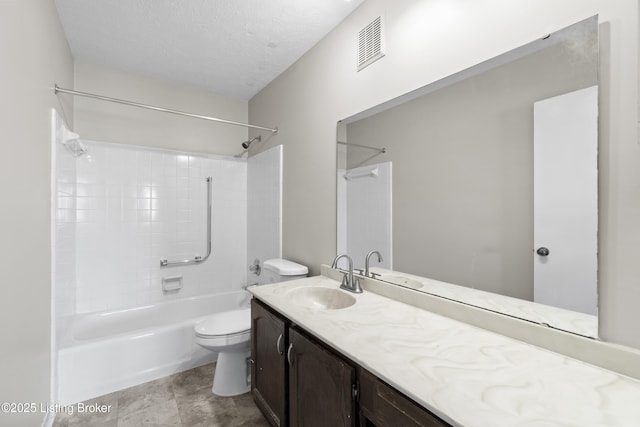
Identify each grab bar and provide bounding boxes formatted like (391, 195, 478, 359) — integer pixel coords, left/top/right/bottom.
(160, 177, 212, 268)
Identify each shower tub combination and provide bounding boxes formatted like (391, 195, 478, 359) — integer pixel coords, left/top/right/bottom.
(57, 291, 249, 405)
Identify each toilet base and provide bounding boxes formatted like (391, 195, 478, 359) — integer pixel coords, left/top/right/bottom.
(212, 350, 251, 397)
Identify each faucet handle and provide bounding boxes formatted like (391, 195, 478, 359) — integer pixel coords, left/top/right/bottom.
(352, 277, 363, 294)
(340, 272, 349, 289)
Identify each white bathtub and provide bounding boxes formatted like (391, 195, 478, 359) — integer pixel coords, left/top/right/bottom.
(57, 291, 249, 405)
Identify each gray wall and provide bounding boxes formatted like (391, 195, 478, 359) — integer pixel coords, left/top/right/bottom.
(249, 0, 640, 349)
(73, 61, 248, 156)
(0, 0, 74, 425)
(345, 34, 597, 300)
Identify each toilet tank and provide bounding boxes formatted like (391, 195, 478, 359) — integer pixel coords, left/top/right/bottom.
(259, 258, 308, 285)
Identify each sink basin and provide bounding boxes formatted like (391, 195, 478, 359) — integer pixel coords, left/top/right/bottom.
(381, 275, 424, 290)
(289, 287, 356, 310)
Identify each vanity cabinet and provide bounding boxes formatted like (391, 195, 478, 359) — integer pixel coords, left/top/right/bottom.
(358, 369, 449, 427)
(251, 298, 447, 427)
(251, 299, 357, 427)
(251, 299, 288, 427)
(289, 326, 356, 426)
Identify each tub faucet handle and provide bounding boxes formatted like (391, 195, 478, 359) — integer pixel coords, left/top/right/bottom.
(249, 259, 261, 275)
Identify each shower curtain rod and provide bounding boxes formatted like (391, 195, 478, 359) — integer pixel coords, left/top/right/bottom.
(54, 84, 278, 133)
(337, 140, 386, 153)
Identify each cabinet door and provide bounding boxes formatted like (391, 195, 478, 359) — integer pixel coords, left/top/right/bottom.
(288, 327, 356, 427)
(251, 299, 287, 427)
(358, 369, 450, 427)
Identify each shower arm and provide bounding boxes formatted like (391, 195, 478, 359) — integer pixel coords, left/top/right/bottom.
(160, 177, 212, 268)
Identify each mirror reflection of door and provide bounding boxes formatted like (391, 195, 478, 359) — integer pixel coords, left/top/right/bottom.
(533, 86, 598, 315)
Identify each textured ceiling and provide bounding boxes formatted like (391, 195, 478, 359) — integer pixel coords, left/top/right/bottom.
(54, 0, 364, 100)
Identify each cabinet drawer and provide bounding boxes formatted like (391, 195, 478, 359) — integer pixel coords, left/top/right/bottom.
(359, 369, 449, 427)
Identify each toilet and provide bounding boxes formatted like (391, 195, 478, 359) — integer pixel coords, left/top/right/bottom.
(194, 258, 308, 396)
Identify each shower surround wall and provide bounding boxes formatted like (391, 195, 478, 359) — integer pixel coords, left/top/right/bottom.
(337, 161, 392, 272)
(54, 113, 78, 318)
(56, 140, 247, 315)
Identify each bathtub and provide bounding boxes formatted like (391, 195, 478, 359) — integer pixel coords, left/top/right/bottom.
(57, 291, 249, 405)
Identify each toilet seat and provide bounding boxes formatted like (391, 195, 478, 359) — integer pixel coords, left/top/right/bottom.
(195, 308, 251, 338)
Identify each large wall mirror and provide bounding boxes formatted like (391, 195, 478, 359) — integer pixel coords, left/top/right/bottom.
(336, 17, 599, 338)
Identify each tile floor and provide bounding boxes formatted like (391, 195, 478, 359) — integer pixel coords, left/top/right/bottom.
(53, 363, 270, 427)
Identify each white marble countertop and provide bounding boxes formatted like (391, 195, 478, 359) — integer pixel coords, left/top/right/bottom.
(248, 275, 640, 427)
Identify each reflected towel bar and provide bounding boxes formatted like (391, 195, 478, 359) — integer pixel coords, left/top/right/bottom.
(344, 166, 379, 180)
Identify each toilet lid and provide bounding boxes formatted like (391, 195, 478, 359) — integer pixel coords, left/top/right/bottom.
(195, 308, 251, 337)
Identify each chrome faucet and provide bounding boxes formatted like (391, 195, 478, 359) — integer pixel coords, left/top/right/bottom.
(331, 254, 363, 293)
(365, 250, 383, 278)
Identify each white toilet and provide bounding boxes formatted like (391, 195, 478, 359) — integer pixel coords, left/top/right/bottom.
(194, 258, 308, 396)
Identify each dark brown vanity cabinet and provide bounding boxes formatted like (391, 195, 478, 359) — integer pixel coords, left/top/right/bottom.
(251, 299, 357, 427)
(288, 326, 356, 427)
(251, 298, 448, 427)
(251, 299, 288, 427)
(358, 369, 450, 427)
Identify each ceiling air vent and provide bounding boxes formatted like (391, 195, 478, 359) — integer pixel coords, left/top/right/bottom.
(358, 16, 385, 71)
